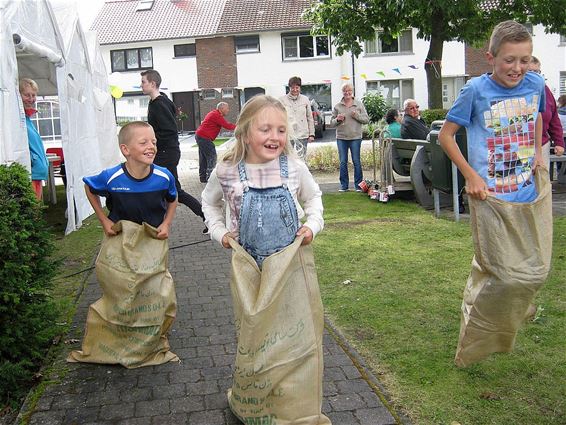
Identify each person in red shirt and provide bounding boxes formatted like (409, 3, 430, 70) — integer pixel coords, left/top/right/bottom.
(195, 102, 236, 183)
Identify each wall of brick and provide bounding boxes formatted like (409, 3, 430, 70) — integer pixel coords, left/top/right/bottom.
(196, 37, 240, 125)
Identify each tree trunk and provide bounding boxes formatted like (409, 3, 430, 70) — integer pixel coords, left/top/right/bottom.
(425, 19, 445, 110)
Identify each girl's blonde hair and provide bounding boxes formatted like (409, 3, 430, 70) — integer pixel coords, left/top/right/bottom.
(222, 95, 295, 164)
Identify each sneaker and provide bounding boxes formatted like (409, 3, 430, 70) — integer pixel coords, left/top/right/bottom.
(355, 189, 362, 192)
(338, 188, 349, 192)
(202, 226, 209, 234)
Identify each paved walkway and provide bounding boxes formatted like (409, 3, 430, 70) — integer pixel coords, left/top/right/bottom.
(20, 149, 403, 425)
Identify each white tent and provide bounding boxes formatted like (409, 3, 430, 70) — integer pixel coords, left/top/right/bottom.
(0, 0, 121, 233)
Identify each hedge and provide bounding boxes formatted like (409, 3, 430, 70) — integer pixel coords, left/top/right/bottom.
(0, 163, 59, 409)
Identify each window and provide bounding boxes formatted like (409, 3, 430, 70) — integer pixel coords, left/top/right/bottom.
(32, 99, 61, 141)
(366, 79, 414, 109)
(111, 47, 153, 72)
(365, 29, 413, 55)
(300, 84, 332, 111)
(136, 0, 154, 11)
(221, 88, 234, 99)
(174, 43, 196, 58)
(235, 35, 260, 53)
(560, 72, 566, 96)
(282, 33, 330, 60)
(115, 95, 148, 124)
(202, 89, 217, 100)
(560, 34, 566, 44)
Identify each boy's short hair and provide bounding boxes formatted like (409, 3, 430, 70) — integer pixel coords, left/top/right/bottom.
(489, 20, 532, 56)
(288, 76, 302, 87)
(118, 121, 153, 146)
(19, 78, 38, 93)
(140, 70, 162, 88)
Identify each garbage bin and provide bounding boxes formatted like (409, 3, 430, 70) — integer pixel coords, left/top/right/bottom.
(429, 122, 467, 194)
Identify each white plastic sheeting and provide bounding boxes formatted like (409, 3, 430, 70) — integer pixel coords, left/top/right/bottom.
(0, 0, 121, 233)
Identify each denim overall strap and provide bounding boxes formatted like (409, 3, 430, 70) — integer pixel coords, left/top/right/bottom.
(238, 155, 299, 268)
(237, 160, 249, 191)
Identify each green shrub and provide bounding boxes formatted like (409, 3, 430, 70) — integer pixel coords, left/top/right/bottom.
(362, 91, 389, 123)
(0, 164, 59, 409)
(420, 108, 448, 126)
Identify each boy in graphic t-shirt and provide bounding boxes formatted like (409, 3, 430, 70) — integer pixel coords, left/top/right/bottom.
(439, 21, 545, 203)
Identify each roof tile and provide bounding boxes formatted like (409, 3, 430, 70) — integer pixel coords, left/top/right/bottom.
(92, 0, 227, 44)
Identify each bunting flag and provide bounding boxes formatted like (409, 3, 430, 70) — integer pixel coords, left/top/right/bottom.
(341, 76, 350, 80)
(392, 68, 401, 75)
(360, 73, 367, 79)
(376, 71, 385, 77)
(322, 79, 332, 83)
(408, 65, 418, 69)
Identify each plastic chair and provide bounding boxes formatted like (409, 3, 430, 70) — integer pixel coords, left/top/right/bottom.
(46, 147, 66, 185)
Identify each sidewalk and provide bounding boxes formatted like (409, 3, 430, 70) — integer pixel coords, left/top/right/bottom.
(20, 151, 404, 424)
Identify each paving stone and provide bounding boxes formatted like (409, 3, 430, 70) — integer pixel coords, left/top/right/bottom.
(355, 407, 397, 425)
(120, 387, 152, 403)
(28, 410, 65, 425)
(63, 406, 100, 423)
(170, 396, 205, 414)
(186, 380, 220, 396)
(204, 392, 230, 410)
(188, 409, 225, 425)
(99, 403, 135, 421)
(148, 413, 188, 424)
(336, 378, 374, 394)
(151, 383, 186, 399)
(328, 393, 368, 411)
(327, 410, 360, 425)
(135, 399, 170, 417)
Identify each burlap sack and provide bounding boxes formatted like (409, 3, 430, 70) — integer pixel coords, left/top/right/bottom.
(68, 221, 178, 368)
(455, 169, 552, 367)
(227, 237, 331, 425)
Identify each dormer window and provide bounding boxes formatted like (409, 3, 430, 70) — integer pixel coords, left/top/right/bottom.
(136, 0, 154, 11)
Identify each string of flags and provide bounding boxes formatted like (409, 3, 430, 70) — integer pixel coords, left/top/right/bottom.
(339, 63, 430, 80)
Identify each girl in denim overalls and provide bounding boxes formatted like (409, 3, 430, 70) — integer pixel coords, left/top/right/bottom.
(202, 95, 324, 267)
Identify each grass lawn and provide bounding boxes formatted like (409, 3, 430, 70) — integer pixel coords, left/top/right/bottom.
(314, 192, 566, 425)
(191, 137, 230, 148)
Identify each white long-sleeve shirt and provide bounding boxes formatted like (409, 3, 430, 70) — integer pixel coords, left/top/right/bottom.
(202, 156, 324, 245)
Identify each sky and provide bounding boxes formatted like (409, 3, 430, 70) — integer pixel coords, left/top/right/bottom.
(75, 0, 105, 30)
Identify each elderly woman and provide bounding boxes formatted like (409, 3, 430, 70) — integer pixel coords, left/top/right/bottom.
(331, 83, 369, 192)
(19, 78, 48, 200)
(385, 108, 402, 138)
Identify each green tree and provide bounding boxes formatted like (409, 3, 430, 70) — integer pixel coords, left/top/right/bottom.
(305, 0, 566, 109)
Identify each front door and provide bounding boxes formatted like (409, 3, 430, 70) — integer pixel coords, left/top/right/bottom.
(172, 91, 197, 132)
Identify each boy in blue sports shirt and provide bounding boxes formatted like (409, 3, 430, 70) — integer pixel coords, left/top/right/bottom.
(84, 121, 178, 237)
(439, 20, 545, 202)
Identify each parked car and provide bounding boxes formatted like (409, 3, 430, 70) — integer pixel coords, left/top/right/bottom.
(310, 99, 326, 139)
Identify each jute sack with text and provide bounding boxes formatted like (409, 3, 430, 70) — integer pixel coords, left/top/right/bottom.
(68, 221, 178, 368)
(455, 169, 552, 367)
(227, 237, 331, 425)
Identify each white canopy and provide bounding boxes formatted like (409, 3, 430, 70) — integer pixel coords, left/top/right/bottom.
(0, 0, 121, 233)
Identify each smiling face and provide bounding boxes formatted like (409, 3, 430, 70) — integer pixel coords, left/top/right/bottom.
(487, 40, 532, 89)
(120, 125, 157, 166)
(20, 85, 37, 109)
(289, 84, 301, 97)
(245, 106, 287, 164)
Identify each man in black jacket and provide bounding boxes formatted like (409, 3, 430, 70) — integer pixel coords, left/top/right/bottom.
(401, 99, 430, 140)
(141, 70, 206, 232)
